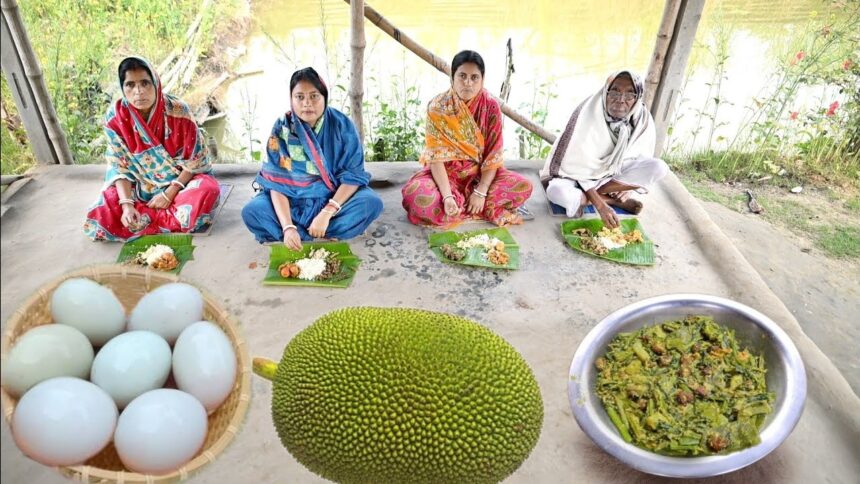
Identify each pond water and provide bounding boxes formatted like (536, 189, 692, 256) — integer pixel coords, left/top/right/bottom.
(216, 0, 831, 161)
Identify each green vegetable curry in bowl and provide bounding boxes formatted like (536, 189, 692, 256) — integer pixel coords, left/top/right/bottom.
(595, 315, 774, 456)
(568, 295, 806, 478)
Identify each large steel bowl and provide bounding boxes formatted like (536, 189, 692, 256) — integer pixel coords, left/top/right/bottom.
(568, 294, 807, 478)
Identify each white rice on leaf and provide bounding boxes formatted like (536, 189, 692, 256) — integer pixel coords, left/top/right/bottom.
(139, 244, 175, 266)
(456, 234, 503, 250)
(295, 258, 327, 280)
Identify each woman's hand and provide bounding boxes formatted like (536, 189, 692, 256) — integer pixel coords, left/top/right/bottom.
(308, 210, 332, 238)
(146, 189, 174, 209)
(282, 226, 302, 251)
(120, 204, 141, 229)
(467, 192, 486, 215)
(595, 200, 620, 229)
(442, 195, 461, 218)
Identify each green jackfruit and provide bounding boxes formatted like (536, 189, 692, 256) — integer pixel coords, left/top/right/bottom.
(253, 307, 543, 484)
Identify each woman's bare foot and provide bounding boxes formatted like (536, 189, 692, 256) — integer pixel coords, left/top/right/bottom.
(608, 191, 631, 202)
(602, 193, 643, 214)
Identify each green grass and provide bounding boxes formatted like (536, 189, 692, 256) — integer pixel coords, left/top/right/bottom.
(818, 226, 860, 258)
(745, 194, 860, 259)
(678, 176, 747, 211)
(680, 175, 859, 260)
(757, 196, 816, 233)
(667, 149, 859, 192)
(0, 116, 35, 175)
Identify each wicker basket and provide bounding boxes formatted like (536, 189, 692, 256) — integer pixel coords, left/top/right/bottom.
(1, 265, 252, 483)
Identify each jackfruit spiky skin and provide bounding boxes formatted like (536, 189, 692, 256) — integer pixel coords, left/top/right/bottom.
(271, 307, 543, 484)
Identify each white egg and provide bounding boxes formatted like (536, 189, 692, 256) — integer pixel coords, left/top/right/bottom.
(12, 377, 117, 466)
(90, 331, 172, 409)
(114, 389, 208, 474)
(173, 321, 237, 414)
(128, 283, 203, 345)
(1, 324, 94, 397)
(51, 278, 126, 346)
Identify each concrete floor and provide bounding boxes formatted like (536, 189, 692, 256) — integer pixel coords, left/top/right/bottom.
(1, 163, 858, 483)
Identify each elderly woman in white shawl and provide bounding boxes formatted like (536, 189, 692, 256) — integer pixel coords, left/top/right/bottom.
(540, 70, 668, 228)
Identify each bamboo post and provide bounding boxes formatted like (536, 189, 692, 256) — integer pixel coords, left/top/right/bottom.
(1, 0, 74, 164)
(645, 0, 682, 111)
(499, 38, 514, 103)
(349, 0, 365, 141)
(649, 0, 706, 155)
(344, 0, 556, 144)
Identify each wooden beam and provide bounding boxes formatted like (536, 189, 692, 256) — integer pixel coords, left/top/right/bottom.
(648, 0, 706, 156)
(344, 0, 556, 144)
(1, 13, 56, 164)
(500, 38, 514, 103)
(349, 0, 366, 142)
(645, 0, 682, 111)
(1, 0, 74, 164)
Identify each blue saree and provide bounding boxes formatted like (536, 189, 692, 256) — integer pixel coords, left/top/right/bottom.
(242, 107, 382, 242)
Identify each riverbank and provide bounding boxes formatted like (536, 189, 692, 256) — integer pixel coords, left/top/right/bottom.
(0, 0, 251, 173)
(677, 172, 859, 259)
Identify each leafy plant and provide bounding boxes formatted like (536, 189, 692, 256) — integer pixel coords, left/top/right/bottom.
(366, 77, 424, 162)
(666, 1, 859, 191)
(0, 0, 237, 170)
(516, 80, 555, 160)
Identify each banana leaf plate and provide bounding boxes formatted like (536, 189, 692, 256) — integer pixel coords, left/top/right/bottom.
(116, 234, 195, 274)
(560, 218, 655, 266)
(263, 242, 360, 288)
(428, 227, 519, 270)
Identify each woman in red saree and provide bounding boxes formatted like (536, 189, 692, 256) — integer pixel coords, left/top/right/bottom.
(401, 50, 532, 228)
(83, 56, 219, 241)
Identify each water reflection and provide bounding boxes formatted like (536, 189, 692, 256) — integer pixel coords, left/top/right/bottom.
(219, 0, 827, 161)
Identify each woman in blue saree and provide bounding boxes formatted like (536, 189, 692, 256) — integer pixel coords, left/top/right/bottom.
(242, 68, 382, 250)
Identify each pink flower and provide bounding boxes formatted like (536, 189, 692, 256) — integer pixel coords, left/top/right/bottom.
(790, 51, 805, 66)
(826, 101, 839, 117)
(789, 111, 799, 120)
(844, 59, 854, 70)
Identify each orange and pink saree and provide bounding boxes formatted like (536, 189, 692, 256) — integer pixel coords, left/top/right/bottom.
(401, 88, 532, 227)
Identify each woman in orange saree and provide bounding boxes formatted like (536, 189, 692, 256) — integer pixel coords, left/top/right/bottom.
(401, 50, 532, 228)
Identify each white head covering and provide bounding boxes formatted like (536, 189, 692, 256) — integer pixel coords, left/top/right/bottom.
(540, 70, 656, 183)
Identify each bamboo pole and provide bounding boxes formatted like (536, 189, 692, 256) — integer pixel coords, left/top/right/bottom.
(499, 38, 514, 103)
(157, 0, 212, 75)
(349, 0, 366, 141)
(344, 0, 556, 144)
(1, 0, 74, 164)
(644, 0, 682, 111)
(160, 0, 211, 93)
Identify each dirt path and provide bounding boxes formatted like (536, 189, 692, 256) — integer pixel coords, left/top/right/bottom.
(697, 198, 860, 395)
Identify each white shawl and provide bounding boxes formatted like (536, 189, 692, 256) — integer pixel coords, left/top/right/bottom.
(540, 70, 656, 184)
